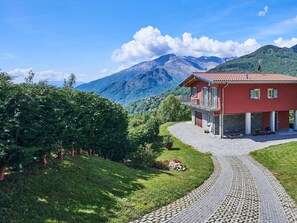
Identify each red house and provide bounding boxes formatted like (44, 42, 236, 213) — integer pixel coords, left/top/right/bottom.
(180, 72, 297, 137)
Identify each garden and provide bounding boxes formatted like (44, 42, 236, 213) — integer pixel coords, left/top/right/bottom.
(0, 71, 213, 222)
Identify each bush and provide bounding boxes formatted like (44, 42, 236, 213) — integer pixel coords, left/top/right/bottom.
(0, 72, 130, 170)
(127, 114, 160, 150)
(129, 144, 157, 167)
(153, 160, 169, 170)
(163, 136, 174, 150)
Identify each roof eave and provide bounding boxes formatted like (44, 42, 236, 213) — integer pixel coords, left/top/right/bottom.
(179, 74, 195, 87)
(214, 80, 297, 84)
(193, 74, 214, 85)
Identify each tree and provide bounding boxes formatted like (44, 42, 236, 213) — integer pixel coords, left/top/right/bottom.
(0, 70, 13, 83)
(63, 73, 76, 89)
(156, 94, 191, 124)
(157, 95, 181, 123)
(25, 70, 35, 85)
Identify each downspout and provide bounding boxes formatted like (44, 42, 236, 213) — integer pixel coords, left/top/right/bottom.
(221, 82, 229, 138)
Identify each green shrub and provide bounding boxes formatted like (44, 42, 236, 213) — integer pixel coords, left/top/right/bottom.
(163, 136, 174, 150)
(129, 144, 157, 167)
(156, 95, 191, 124)
(128, 114, 160, 150)
(0, 71, 130, 169)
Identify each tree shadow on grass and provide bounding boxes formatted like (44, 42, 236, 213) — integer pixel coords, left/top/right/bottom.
(168, 147, 180, 151)
(0, 155, 166, 223)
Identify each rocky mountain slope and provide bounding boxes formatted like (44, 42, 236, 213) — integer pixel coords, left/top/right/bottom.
(76, 54, 227, 104)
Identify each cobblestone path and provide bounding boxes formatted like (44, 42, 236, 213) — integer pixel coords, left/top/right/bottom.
(132, 123, 297, 223)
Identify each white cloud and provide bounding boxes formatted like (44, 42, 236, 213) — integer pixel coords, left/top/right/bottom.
(8, 68, 33, 81)
(284, 16, 297, 24)
(255, 15, 297, 38)
(8, 68, 85, 83)
(112, 26, 171, 63)
(258, 6, 268, 17)
(274, 37, 297, 47)
(113, 65, 129, 73)
(100, 68, 108, 74)
(112, 26, 261, 63)
(1, 53, 15, 60)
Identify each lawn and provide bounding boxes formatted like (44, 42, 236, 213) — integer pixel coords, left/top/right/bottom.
(251, 141, 297, 203)
(0, 123, 213, 223)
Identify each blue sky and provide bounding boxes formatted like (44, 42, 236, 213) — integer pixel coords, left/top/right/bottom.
(1, 0, 297, 83)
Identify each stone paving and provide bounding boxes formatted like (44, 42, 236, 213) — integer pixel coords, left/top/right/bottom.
(132, 122, 297, 223)
(132, 156, 223, 223)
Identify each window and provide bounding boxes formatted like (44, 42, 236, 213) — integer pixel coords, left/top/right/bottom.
(203, 87, 208, 106)
(211, 87, 218, 108)
(191, 87, 198, 97)
(268, 88, 278, 99)
(250, 89, 260, 99)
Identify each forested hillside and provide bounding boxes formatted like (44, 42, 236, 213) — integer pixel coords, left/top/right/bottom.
(210, 45, 297, 75)
(126, 87, 190, 114)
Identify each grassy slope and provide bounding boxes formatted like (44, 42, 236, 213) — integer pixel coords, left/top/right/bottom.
(251, 142, 297, 203)
(0, 123, 213, 223)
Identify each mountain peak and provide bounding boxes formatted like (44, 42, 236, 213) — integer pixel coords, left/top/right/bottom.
(77, 54, 225, 104)
(153, 53, 178, 65)
(253, 45, 281, 53)
(210, 44, 297, 75)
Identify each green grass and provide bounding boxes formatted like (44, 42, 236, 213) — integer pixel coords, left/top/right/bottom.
(251, 142, 297, 203)
(0, 123, 213, 223)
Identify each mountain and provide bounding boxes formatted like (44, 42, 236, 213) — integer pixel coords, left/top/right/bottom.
(76, 54, 227, 104)
(291, 44, 297, 53)
(47, 81, 85, 88)
(210, 45, 297, 75)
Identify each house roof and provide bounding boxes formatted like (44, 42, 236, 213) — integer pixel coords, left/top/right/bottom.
(180, 72, 297, 86)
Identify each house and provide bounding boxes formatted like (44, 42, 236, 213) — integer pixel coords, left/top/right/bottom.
(180, 72, 297, 137)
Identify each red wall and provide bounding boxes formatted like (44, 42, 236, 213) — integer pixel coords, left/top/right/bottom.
(223, 84, 297, 114)
(195, 111, 202, 127)
(191, 81, 208, 104)
(262, 111, 289, 129)
(278, 111, 289, 129)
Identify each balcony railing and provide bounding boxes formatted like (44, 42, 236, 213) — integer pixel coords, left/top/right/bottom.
(179, 96, 220, 112)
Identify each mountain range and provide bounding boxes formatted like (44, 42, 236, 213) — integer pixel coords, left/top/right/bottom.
(210, 45, 297, 75)
(76, 54, 229, 104)
(126, 44, 297, 113)
(77, 44, 297, 109)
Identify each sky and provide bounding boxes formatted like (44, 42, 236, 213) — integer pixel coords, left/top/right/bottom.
(1, 0, 297, 83)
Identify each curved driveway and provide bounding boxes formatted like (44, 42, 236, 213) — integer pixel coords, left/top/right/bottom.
(133, 122, 297, 223)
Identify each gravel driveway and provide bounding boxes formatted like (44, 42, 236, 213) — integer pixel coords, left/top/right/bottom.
(133, 122, 297, 223)
(168, 122, 297, 156)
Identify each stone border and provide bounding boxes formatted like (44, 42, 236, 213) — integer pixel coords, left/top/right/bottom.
(131, 156, 221, 223)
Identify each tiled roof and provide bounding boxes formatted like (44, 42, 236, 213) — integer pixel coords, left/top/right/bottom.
(180, 72, 297, 86)
(194, 72, 297, 82)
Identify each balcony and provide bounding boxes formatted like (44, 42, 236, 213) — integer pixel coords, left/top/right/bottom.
(180, 96, 220, 112)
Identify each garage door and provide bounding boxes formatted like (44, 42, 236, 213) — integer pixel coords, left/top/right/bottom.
(195, 111, 202, 127)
